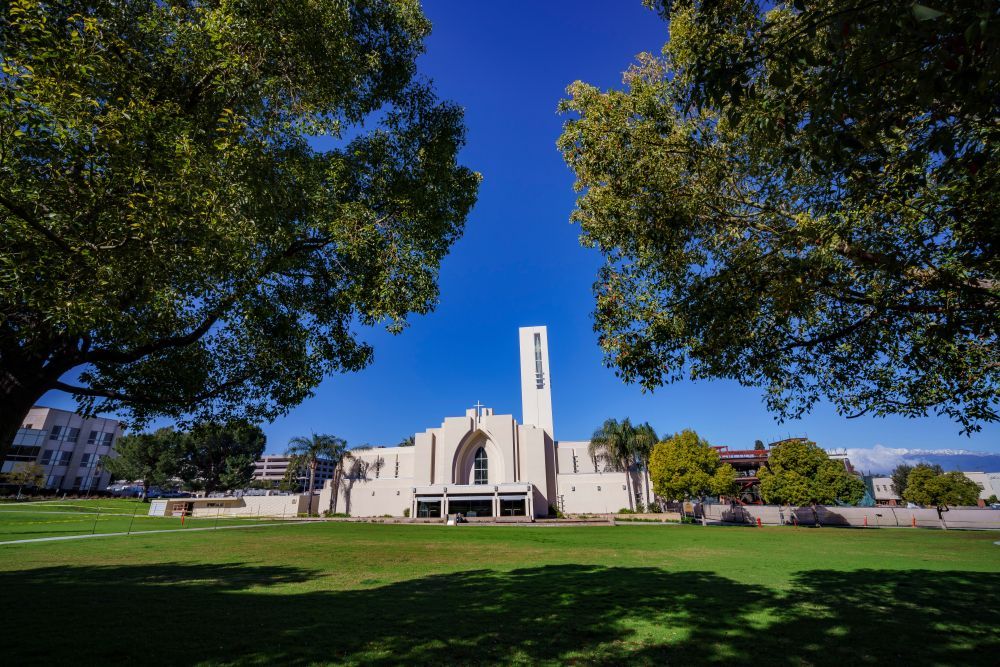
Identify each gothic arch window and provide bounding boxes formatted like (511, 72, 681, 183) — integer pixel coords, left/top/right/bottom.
(473, 447, 488, 485)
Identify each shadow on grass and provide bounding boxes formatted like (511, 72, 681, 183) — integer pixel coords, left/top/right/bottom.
(2, 563, 997, 665)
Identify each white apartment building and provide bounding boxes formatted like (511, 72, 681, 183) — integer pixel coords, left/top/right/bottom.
(2, 406, 121, 491)
(252, 455, 337, 492)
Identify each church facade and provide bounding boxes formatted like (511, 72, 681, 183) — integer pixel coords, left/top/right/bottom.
(318, 326, 652, 518)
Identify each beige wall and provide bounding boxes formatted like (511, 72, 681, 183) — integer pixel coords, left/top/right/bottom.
(705, 504, 1000, 529)
(159, 494, 312, 518)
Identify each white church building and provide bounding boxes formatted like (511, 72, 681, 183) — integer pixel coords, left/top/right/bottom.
(318, 326, 650, 519)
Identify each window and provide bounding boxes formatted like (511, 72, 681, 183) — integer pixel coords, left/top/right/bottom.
(100, 432, 114, 447)
(87, 430, 99, 445)
(81, 453, 92, 467)
(49, 425, 62, 440)
(55, 451, 72, 466)
(73, 476, 83, 489)
(66, 427, 80, 443)
(473, 447, 488, 485)
(500, 499, 526, 516)
(533, 333, 544, 388)
(448, 498, 493, 517)
(416, 500, 441, 518)
(40, 450, 54, 465)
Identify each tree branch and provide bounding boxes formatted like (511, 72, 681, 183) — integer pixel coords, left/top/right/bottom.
(0, 194, 77, 256)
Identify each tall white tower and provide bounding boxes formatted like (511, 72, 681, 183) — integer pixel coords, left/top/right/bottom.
(519, 325, 554, 438)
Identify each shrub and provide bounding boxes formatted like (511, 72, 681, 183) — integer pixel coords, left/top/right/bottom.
(403, 507, 411, 517)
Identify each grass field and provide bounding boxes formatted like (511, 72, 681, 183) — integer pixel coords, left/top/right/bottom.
(0, 499, 281, 541)
(2, 510, 998, 665)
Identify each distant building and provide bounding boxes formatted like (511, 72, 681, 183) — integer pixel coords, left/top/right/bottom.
(867, 472, 998, 508)
(252, 455, 336, 492)
(709, 440, 858, 505)
(962, 472, 1000, 505)
(713, 446, 769, 503)
(870, 476, 901, 506)
(2, 406, 121, 492)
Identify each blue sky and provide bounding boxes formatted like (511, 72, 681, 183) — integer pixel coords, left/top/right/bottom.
(41, 1, 1000, 460)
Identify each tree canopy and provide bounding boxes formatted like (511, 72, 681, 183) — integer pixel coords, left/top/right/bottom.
(648, 429, 736, 502)
(757, 438, 865, 506)
(180, 420, 266, 495)
(286, 432, 348, 507)
(103, 427, 184, 495)
(558, 0, 998, 432)
(0, 0, 479, 453)
(902, 464, 980, 511)
(589, 417, 650, 510)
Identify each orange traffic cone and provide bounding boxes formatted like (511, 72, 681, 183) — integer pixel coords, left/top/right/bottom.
(756, 517, 762, 528)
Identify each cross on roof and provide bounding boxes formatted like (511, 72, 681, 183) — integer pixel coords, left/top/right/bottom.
(473, 400, 485, 420)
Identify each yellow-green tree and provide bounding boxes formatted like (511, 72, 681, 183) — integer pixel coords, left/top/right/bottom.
(903, 465, 981, 528)
(758, 439, 865, 523)
(648, 429, 736, 525)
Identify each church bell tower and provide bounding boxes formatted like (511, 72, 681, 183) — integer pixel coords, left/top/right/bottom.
(518, 326, 554, 438)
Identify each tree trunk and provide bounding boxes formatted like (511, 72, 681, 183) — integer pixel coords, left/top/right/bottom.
(643, 461, 651, 509)
(811, 502, 820, 527)
(0, 383, 44, 463)
(307, 459, 317, 516)
(330, 461, 342, 515)
(700, 496, 708, 526)
(937, 506, 948, 530)
(623, 458, 635, 511)
(0, 348, 79, 462)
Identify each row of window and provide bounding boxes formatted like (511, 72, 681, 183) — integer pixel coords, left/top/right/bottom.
(46, 425, 115, 446)
(415, 497, 526, 518)
(38, 451, 103, 468)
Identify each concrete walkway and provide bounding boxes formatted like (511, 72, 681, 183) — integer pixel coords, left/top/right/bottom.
(0, 520, 319, 546)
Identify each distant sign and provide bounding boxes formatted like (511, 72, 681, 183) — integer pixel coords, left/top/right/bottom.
(148, 500, 167, 517)
(683, 502, 694, 514)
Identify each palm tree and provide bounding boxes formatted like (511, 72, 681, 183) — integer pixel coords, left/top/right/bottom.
(632, 422, 659, 509)
(589, 418, 639, 511)
(286, 434, 348, 516)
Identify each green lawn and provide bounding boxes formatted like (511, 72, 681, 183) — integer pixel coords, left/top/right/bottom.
(1, 521, 998, 665)
(0, 499, 275, 541)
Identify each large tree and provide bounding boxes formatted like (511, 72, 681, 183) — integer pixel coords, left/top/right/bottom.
(632, 421, 659, 508)
(286, 433, 346, 514)
(589, 418, 642, 510)
(903, 464, 980, 526)
(180, 420, 266, 496)
(0, 1, 479, 456)
(757, 439, 866, 522)
(102, 427, 184, 498)
(648, 429, 736, 524)
(558, 1, 998, 432)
